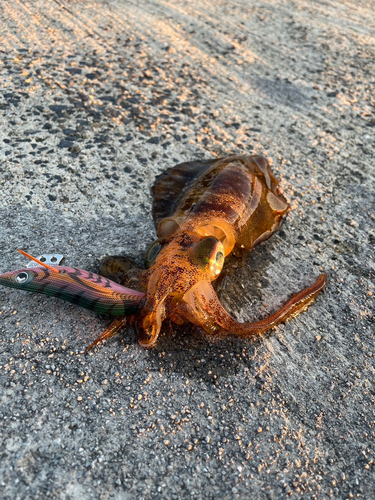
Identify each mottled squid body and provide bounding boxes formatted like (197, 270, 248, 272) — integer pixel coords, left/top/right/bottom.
(0, 155, 327, 349)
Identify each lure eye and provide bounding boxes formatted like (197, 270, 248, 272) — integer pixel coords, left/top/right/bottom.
(144, 239, 163, 269)
(15, 271, 30, 284)
(11, 270, 34, 286)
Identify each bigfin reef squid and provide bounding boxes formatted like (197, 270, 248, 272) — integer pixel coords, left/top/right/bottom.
(0, 155, 327, 350)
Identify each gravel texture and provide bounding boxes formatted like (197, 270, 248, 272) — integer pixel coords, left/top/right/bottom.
(0, 0, 374, 498)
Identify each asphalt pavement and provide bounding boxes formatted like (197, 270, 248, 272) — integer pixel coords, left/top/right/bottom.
(0, 1, 374, 498)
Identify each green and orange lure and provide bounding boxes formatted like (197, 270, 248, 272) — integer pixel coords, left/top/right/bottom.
(0, 155, 327, 350)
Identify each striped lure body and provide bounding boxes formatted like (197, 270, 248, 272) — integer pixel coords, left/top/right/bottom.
(0, 266, 145, 316)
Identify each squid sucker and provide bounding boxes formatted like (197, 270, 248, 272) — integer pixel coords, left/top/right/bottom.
(0, 155, 327, 350)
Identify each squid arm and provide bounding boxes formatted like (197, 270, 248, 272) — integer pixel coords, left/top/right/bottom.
(182, 274, 327, 337)
(84, 317, 129, 353)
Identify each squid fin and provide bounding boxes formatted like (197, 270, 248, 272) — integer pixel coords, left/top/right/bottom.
(152, 158, 219, 228)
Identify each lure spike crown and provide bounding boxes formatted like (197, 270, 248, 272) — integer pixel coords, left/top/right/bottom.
(17, 249, 60, 273)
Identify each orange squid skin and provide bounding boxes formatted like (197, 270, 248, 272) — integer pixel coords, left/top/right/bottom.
(98, 154, 327, 349)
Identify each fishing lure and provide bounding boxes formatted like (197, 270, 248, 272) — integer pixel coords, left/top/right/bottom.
(0, 155, 327, 349)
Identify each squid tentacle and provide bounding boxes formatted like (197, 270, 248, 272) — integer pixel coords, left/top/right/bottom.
(182, 274, 327, 337)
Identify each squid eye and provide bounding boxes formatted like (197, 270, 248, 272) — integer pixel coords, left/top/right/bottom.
(216, 251, 224, 264)
(144, 239, 163, 269)
(211, 248, 225, 277)
(192, 237, 225, 277)
(193, 237, 219, 265)
(15, 272, 29, 283)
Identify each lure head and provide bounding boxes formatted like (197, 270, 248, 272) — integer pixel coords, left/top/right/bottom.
(0, 267, 50, 292)
(0, 250, 65, 296)
(138, 232, 225, 348)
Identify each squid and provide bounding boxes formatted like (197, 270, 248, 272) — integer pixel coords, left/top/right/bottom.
(0, 155, 327, 350)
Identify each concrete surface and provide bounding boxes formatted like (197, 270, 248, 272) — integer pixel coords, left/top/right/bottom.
(0, 0, 374, 498)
